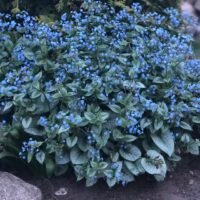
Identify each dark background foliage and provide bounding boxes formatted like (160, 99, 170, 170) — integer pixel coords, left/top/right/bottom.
(0, 0, 181, 22)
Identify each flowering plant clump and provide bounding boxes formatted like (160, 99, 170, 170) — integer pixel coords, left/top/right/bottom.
(0, 0, 199, 187)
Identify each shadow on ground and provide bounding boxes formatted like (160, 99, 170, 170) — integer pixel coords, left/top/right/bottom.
(17, 155, 200, 200)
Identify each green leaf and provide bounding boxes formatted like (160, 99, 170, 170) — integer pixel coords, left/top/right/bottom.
(27, 152, 34, 163)
(34, 71, 43, 81)
(14, 93, 25, 103)
(46, 158, 55, 177)
(180, 121, 193, 131)
(84, 112, 96, 121)
(140, 118, 151, 129)
(141, 150, 167, 176)
(112, 129, 122, 140)
(118, 57, 127, 65)
(106, 177, 116, 188)
(121, 173, 135, 184)
(110, 152, 119, 162)
(153, 77, 165, 84)
(91, 125, 102, 135)
(66, 136, 78, 148)
(78, 137, 90, 152)
(157, 102, 168, 116)
(97, 93, 108, 101)
(98, 112, 109, 121)
(168, 154, 181, 162)
(22, 117, 32, 129)
(0, 138, 18, 152)
(3, 102, 13, 112)
(104, 169, 114, 178)
(192, 116, 200, 124)
(154, 119, 163, 131)
(25, 128, 43, 136)
(118, 135, 137, 143)
(36, 151, 45, 164)
(0, 151, 17, 159)
(5, 39, 14, 51)
(70, 147, 89, 165)
(32, 81, 40, 90)
(86, 177, 97, 187)
(26, 104, 36, 112)
(135, 160, 146, 174)
(55, 151, 70, 165)
(135, 82, 146, 89)
(86, 166, 96, 178)
(141, 158, 161, 175)
(181, 134, 191, 144)
(108, 104, 121, 113)
(124, 161, 141, 176)
(119, 145, 141, 161)
(151, 131, 174, 156)
(9, 128, 19, 138)
(31, 90, 41, 99)
(24, 50, 35, 60)
(98, 162, 108, 169)
(120, 40, 129, 46)
(187, 141, 200, 155)
(91, 161, 108, 170)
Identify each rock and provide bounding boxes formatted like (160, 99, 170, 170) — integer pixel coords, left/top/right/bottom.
(55, 187, 68, 196)
(189, 0, 197, 6)
(0, 172, 42, 200)
(194, 0, 200, 12)
(181, 1, 200, 36)
(181, 2, 195, 16)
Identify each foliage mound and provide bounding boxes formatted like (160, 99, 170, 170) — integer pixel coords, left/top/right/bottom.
(0, 0, 199, 187)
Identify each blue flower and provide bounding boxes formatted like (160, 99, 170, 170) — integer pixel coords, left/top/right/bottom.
(38, 117, 48, 127)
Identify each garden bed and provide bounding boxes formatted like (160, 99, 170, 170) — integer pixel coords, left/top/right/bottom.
(9, 155, 200, 200)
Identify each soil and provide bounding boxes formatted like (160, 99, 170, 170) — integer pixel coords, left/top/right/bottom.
(14, 155, 200, 200)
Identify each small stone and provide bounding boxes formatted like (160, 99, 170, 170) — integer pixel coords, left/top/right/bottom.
(189, 179, 194, 185)
(189, 170, 194, 176)
(55, 187, 68, 196)
(0, 172, 42, 200)
(169, 174, 173, 179)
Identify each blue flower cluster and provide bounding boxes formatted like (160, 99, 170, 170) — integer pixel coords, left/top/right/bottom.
(19, 138, 39, 160)
(0, 0, 199, 187)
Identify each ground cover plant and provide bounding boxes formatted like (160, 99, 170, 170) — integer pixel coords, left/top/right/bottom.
(0, 0, 199, 187)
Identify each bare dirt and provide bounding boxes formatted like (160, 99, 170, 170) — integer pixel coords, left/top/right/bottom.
(17, 155, 200, 200)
